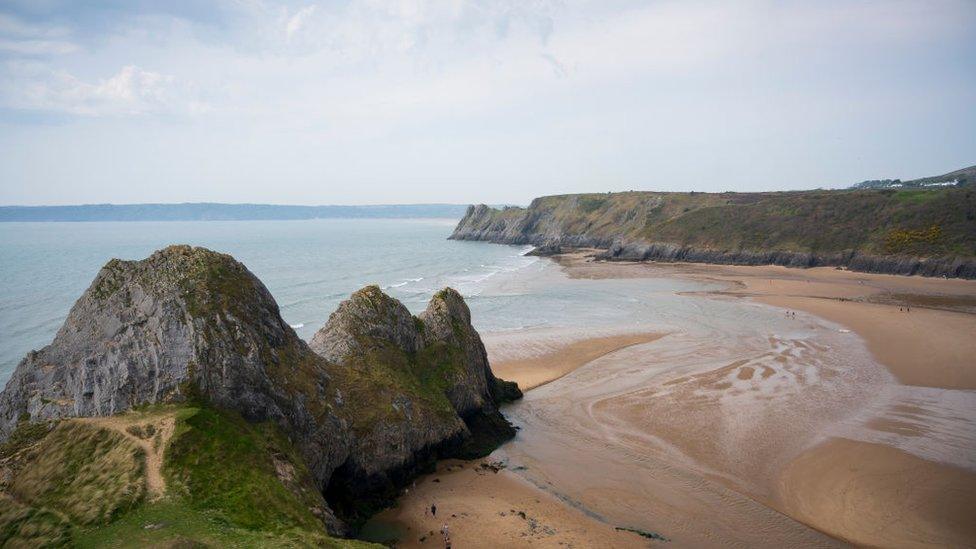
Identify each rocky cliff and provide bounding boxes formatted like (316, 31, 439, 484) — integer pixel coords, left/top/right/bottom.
(309, 285, 520, 522)
(0, 245, 520, 534)
(450, 185, 976, 278)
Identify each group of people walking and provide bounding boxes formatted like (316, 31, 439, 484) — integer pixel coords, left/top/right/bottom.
(425, 503, 451, 548)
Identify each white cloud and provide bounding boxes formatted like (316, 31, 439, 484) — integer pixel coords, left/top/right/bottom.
(0, 63, 206, 116)
(285, 5, 316, 39)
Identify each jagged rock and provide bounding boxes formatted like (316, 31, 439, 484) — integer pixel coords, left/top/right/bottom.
(0, 245, 521, 533)
(309, 286, 520, 523)
(526, 241, 563, 257)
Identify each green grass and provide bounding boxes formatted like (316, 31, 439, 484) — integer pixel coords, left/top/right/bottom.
(1, 407, 382, 548)
(0, 494, 73, 548)
(163, 407, 328, 534)
(894, 188, 943, 204)
(9, 422, 146, 526)
(73, 500, 372, 549)
(0, 419, 53, 460)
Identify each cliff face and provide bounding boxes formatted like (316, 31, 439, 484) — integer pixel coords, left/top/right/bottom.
(308, 286, 520, 522)
(0, 245, 520, 533)
(450, 187, 976, 278)
(0, 245, 329, 440)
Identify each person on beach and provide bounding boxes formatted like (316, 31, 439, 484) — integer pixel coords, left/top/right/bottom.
(441, 524, 451, 548)
(431, 503, 437, 517)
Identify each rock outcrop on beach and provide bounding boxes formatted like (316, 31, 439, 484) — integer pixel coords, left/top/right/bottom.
(450, 182, 976, 278)
(309, 285, 520, 521)
(0, 245, 520, 536)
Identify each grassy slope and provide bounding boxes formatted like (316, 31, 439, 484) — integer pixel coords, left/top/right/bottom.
(504, 187, 976, 257)
(648, 188, 975, 256)
(0, 407, 378, 548)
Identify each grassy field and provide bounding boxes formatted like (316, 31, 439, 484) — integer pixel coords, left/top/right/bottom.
(0, 406, 379, 548)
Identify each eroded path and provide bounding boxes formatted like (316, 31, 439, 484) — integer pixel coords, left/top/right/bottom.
(76, 411, 176, 499)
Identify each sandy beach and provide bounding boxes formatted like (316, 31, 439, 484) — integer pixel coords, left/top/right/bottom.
(364, 253, 976, 548)
(361, 459, 650, 548)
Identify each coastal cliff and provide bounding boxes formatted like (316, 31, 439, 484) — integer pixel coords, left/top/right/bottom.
(0, 245, 519, 544)
(450, 186, 976, 278)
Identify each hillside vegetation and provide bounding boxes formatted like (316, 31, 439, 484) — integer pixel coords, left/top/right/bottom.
(451, 185, 976, 277)
(0, 405, 378, 548)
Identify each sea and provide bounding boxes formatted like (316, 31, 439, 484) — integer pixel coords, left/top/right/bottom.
(0, 217, 674, 385)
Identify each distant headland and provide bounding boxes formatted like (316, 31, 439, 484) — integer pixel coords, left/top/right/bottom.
(0, 203, 476, 222)
(450, 165, 976, 278)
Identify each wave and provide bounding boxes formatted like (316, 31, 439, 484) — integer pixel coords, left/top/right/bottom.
(380, 276, 426, 290)
(289, 323, 305, 329)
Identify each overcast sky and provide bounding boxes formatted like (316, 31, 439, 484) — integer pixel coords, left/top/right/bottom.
(0, 0, 974, 206)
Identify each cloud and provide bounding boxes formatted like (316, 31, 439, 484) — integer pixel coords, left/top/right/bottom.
(0, 63, 205, 116)
(285, 5, 316, 39)
(0, 0, 973, 204)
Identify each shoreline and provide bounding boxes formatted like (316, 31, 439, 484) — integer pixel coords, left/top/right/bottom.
(362, 253, 976, 548)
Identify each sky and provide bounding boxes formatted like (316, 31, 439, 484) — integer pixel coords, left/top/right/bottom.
(0, 0, 974, 206)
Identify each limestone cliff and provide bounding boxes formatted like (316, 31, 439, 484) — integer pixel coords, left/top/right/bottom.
(0, 245, 520, 533)
(450, 186, 976, 278)
(309, 286, 520, 521)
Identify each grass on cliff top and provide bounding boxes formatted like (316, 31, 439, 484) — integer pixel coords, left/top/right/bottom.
(1, 406, 379, 548)
(8, 421, 146, 526)
(0, 494, 73, 547)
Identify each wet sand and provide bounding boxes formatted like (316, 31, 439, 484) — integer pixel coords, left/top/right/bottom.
(558, 255, 976, 390)
(366, 254, 976, 548)
(554, 254, 976, 546)
(777, 438, 976, 548)
(490, 333, 666, 391)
